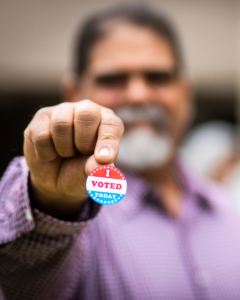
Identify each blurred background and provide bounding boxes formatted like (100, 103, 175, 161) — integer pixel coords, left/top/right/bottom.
(0, 0, 240, 200)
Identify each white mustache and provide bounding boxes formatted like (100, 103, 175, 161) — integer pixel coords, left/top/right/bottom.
(115, 104, 169, 131)
(116, 127, 173, 172)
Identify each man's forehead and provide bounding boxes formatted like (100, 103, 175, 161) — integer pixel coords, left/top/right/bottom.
(87, 23, 176, 74)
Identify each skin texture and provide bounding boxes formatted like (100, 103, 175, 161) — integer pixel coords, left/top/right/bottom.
(24, 23, 192, 219)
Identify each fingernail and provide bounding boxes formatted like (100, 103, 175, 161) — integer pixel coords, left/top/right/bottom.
(99, 147, 111, 157)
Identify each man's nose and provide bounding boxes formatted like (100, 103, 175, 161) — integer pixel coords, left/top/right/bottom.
(124, 75, 152, 104)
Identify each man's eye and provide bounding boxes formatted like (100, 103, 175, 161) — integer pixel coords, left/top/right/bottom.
(146, 71, 177, 86)
(95, 74, 127, 88)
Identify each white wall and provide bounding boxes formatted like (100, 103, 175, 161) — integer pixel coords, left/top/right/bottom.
(0, 0, 238, 92)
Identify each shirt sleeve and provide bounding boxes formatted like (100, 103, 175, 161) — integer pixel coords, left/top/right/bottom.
(0, 156, 101, 299)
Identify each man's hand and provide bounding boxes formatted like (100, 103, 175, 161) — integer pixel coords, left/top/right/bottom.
(24, 100, 124, 219)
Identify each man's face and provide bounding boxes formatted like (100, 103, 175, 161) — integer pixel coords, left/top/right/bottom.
(68, 23, 192, 170)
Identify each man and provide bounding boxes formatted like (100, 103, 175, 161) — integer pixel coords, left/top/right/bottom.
(1, 5, 240, 300)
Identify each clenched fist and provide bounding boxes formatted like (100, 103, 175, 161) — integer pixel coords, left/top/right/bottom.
(24, 100, 124, 219)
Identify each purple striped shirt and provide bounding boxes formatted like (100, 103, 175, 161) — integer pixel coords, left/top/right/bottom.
(1, 156, 240, 299)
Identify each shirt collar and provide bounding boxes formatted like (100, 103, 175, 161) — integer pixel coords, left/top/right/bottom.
(177, 159, 215, 213)
(117, 159, 215, 218)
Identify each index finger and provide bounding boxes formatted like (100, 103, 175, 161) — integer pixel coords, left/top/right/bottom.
(94, 107, 124, 165)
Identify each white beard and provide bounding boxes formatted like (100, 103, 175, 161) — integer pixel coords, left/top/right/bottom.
(116, 127, 173, 172)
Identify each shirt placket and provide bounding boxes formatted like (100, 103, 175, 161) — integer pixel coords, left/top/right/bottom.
(176, 193, 212, 300)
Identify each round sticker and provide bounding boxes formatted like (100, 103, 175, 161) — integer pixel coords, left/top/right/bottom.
(86, 166, 127, 205)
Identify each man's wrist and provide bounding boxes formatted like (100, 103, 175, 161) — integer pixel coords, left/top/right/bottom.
(28, 174, 88, 221)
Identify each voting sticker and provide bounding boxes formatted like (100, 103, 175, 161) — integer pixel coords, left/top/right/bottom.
(86, 166, 127, 205)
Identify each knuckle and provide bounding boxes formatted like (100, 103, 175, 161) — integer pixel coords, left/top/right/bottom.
(102, 115, 124, 136)
(75, 109, 100, 125)
(78, 143, 94, 154)
(34, 132, 52, 147)
(102, 107, 115, 115)
(58, 148, 75, 157)
(81, 99, 94, 106)
(59, 101, 71, 107)
(35, 107, 50, 117)
(100, 133, 119, 142)
(58, 102, 72, 110)
(52, 120, 72, 135)
(24, 128, 30, 138)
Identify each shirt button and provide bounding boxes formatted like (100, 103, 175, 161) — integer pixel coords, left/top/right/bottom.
(25, 209, 33, 222)
(195, 270, 212, 287)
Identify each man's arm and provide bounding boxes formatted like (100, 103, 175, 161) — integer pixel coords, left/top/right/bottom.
(0, 100, 124, 299)
(0, 157, 100, 299)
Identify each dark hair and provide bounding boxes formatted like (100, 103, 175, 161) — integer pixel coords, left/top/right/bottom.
(73, 5, 183, 76)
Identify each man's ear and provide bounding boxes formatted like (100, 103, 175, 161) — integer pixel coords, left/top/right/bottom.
(61, 72, 81, 103)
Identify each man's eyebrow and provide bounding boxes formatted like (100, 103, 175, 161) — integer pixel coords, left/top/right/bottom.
(94, 67, 177, 76)
(94, 72, 128, 84)
(144, 67, 179, 73)
(94, 72, 127, 78)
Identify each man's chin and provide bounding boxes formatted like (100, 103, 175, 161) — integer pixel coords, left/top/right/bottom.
(116, 127, 174, 173)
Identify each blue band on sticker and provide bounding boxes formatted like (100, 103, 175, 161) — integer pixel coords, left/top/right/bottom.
(87, 191, 125, 205)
